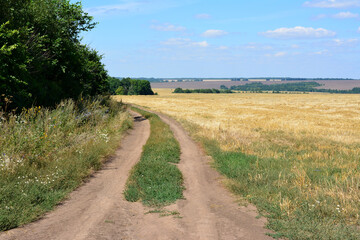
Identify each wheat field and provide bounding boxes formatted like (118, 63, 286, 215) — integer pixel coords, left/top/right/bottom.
(116, 89, 360, 236)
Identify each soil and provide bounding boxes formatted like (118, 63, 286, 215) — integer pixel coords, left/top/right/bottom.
(0, 111, 272, 240)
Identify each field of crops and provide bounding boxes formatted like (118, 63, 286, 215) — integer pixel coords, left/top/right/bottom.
(117, 89, 360, 238)
(151, 80, 360, 90)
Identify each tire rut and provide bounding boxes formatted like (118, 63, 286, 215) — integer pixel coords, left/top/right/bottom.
(0, 110, 273, 240)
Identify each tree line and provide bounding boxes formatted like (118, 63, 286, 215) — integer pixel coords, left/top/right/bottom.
(173, 88, 233, 94)
(228, 82, 360, 93)
(109, 77, 154, 95)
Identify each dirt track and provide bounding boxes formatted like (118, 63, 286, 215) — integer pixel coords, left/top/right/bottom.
(0, 111, 272, 240)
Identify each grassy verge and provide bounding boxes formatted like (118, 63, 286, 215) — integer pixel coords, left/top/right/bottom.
(124, 107, 183, 206)
(181, 121, 360, 240)
(0, 97, 133, 231)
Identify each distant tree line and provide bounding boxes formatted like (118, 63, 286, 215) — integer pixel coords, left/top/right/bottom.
(108, 77, 154, 95)
(229, 82, 360, 94)
(1, 0, 109, 111)
(173, 88, 233, 94)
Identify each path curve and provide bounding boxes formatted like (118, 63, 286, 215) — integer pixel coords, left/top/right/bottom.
(0, 110, 272, 240)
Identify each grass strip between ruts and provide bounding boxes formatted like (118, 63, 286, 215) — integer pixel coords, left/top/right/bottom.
(124, 107, 184, 206)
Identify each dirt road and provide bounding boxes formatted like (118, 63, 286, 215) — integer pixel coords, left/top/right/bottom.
(1, 111, 272, 240)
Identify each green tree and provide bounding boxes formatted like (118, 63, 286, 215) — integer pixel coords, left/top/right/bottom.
(108, 77, 122, 95)
(115, 86, 125, 95)
(173, 88, 184, 93)
(0, 0, 108, 111)
(113, 78, 154, 95)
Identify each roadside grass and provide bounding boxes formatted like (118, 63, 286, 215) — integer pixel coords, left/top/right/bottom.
(187, 125, 360, 239)
(124, 107, 183, 206)
(0, 97, 133, 231)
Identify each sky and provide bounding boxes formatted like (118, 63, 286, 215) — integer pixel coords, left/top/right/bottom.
(75, 0, 360, 78)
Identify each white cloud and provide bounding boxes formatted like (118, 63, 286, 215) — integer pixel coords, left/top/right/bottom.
(151, 23, 186, 32)
(193, 41, 209, 47)
(218, 46, 229, 50)
(162, 38, 190, 45)
(244, 43, 273, 50)
(261, 26, 336, 39)
(245, 44, 256, 49)
(333, 11, 359, 18)
(85, 0, 187, 16)
(313, 49, 329, 55)
(201, 29, 228, 38)
(265, 52, 287, 57)
(161, 38, 209, 48)
(195, 13, 211, 19)
(86, 2, 141, 15)
(332, 38, 359, 46)
(304, 0, 360, 8)
(358, 26, 360, 32)
(274, 52, 287, 57)
(315, 11, 359, 19)
(315, 14, 328, 19)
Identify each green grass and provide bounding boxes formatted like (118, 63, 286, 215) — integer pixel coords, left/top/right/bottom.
(0, 97, 133, 231)
(124, 107, 184, 206)
(196, 137, 360, 239)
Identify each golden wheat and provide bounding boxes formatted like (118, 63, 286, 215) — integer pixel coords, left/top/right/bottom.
(116, 89, 360, 223)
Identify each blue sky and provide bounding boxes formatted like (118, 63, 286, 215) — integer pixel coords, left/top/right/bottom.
(76, 0, 360, 78)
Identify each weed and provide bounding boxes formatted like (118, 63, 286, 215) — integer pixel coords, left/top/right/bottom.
(145, 209, 182, 218)
(104, 220, 115, 224)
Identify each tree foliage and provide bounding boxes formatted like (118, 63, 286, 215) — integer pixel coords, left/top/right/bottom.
(173, 88, 233, 94)
(0, 0, 109, 111)
(109, 77, 154, 96)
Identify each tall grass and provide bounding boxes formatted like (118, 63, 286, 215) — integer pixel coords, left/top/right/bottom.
(0, 97, 132, 231)
(124, 107, 183, 206)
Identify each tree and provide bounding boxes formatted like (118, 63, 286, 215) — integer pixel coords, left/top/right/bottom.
(108, 77, 122, 95)
(115, 86, 125, 95)
(0, 0, 108, 111)
(173, 88, 184, 93)
(112, 78, 154, 95)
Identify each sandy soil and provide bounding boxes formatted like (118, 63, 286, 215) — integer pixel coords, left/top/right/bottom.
(0, 111, 272, 240)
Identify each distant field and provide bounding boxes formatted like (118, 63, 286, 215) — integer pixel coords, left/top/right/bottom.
(151, 80, 360, 90)
(117, 89, 360, 238)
